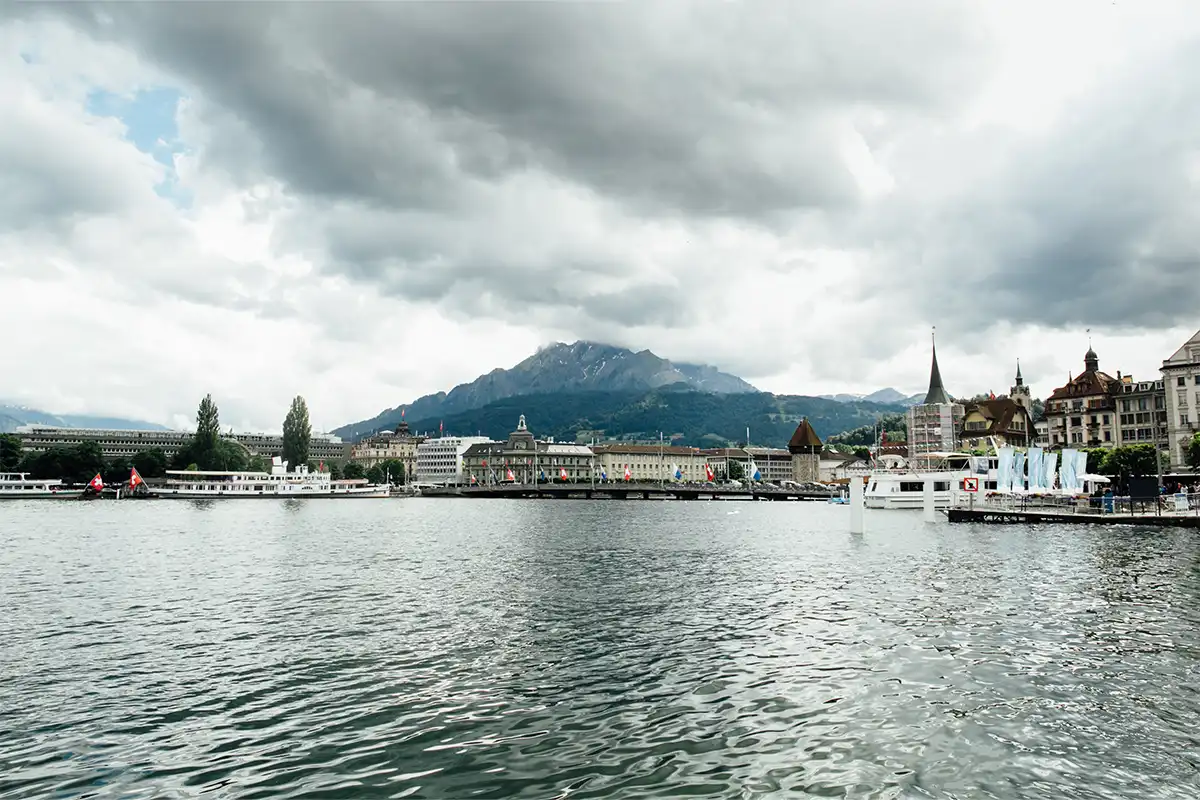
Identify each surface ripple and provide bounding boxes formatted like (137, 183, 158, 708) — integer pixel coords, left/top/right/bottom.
(1, 500, 1199, 798)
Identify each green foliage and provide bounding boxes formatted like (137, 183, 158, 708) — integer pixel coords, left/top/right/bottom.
(1031, 398, 1045, 423)
(328, 461, 342, 480)
(0, 434, 22, 471)
(1188, 433, 1200, 471)
(366, 464, 386, 485)
(195, 394, 220, 453)
(131, 448, 169, 479)
(377, 459, 405, 485)
(103, 457, 132, 485)
(827, 414, 907, 447)
(1098, 445, 1164, 491)
(388, 390, 907, 450)
(248, 454, 269, 473)
(20, 441, 105, 483)
(282, 396, 312, 471)
(343, 462, 366, 480)
(853, 447, 871, 461)
(726, 460, 745, 480)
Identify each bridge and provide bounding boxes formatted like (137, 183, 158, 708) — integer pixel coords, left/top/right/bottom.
(420, 482, 836, 501)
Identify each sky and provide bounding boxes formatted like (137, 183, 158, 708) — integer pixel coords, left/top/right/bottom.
(4, 1, 1200, 433)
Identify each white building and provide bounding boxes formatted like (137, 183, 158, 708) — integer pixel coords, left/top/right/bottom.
(593, 443, 708, 482)
(415, 436, 493, 484)
(1161, 329, 1200, 470)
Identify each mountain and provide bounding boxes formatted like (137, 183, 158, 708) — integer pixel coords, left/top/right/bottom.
(822, 388, 924, 406)
(0, 404, 171, 433)
(335, 341, 758, 440)
(397, 389, 907, 449)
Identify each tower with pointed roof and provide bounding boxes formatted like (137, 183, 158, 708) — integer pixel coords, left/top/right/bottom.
(907, 330, 965, 460)
(1010, 359, 1032, 414)
(787, 418, 823, 483)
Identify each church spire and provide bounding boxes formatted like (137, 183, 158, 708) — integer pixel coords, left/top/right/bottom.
(1015, 359, 1023, 386)
(922, 329, 950, 405)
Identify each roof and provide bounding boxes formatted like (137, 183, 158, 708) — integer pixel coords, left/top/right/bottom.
(960, 398, 1033, 436)
(787, 418, 823, 451)
(1046, 370, 1121, 400)
(1164, 328, 1200, 367)
(700, 447, 748, 458)
(922, 340, 951, 405)
(593, 443, 701, 456)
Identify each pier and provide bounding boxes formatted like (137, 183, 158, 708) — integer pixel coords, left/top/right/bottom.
(421, 482, 836, 501)
(945, 493, 1200, 528)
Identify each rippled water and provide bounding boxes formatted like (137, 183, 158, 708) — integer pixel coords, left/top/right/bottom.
(1, 499, 1199, 798)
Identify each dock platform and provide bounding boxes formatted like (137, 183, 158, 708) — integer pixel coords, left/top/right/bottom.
(946, 507, 1200, 528)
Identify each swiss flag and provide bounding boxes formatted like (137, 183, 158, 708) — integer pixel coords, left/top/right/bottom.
(623, 465, 631, 481)
(559, 467, 568, 481)
(88, 473, 104, 491)
(705, 463, 715, 481)
(129, 468, 144, 489)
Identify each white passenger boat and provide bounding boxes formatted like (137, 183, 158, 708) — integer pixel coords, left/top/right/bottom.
(0, 472, 73, 499)
(157, 457, 389, 499)
(865, 453, 994, 510)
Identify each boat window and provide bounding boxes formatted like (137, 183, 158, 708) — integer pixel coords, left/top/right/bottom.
(934, 482, 949, 492)
(900, 482, 923, 492)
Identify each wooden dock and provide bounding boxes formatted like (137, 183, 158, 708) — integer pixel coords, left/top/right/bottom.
(420, 483, 835, 501)
(946, 507, 1200, 528)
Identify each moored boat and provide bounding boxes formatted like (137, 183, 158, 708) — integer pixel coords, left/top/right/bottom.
(0, 472, 74, 499)
(156, 457, 389, 498)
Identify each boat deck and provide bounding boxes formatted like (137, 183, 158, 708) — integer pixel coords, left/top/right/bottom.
(946, 506, 1200, 528)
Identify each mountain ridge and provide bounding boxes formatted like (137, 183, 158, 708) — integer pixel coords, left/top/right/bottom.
(335, 341, 757, 440)
(0, 404, 171, 434)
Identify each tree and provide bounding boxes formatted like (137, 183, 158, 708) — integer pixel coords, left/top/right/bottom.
(853, 447, 871, 462)
(378, 459, 405, 485)
(366, 464, 386, 485)
(328, 461, 342, 480)
(103, 458, 133, 486)
(132, 448, 169, 479)
(343, 462, 366, 480)
(727, 460, 745, 480)
(1031, 398, 1046, 423)
(1188, 433, 1200, 471)
(282, 396, 312, 472)
(196, 394, 220, 453)
(1099, 445, 1162, 493)
(248, 454, 269, 473)
(0, 434, 22, 471)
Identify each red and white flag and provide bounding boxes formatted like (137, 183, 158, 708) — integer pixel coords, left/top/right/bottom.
(623, 465, 631, 481)
(705, 463, 715, 481)
(89, 473, 104, 491)
(129, 468, 144, 489)
(470, 475, 477, 485)
(559, 467, 568, 481)
(505, 468, 515, 482)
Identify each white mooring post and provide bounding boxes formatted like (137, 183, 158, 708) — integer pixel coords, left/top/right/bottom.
(849, 476, 865, 534)
(923, 479, 936, 523)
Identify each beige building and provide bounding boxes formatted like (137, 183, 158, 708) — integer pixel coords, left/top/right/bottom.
(16, 424, 348, 463)
(1161, 329, 1200, 469)
(461, 415, 593, 483)
(959, 398, 1034, 450)
(908, 339, 964, 459)
(1115, 378, 1167, 451)
(349, 420, 424, 481)
(1044, 347, 1121, 449)
(593, 443, 709, 482)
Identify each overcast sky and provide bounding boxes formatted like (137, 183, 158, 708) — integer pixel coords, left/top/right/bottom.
(4, 1, 1200, 432)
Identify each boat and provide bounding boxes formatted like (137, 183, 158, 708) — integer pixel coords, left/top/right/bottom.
(0, 472, 74, 499)
(864, 452, 990, 510)
(155, 457, 390, 498)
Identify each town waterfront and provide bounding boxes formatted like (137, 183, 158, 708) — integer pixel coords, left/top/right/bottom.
(2, 502, 1198, 798)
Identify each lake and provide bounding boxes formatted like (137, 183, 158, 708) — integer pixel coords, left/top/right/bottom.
(1, 499, 1197, 798)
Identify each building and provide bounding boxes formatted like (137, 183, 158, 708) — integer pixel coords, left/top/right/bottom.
(1034, 420, 1050, 447)
(907, 336, 964, 459)
(787, 419, 822, 483)
(700, 447, 749, 481)
(1161, 329, 1200, 469)
(959, 398, 1035, 450)
(348, 420, 425, 481)
(16, 425, 347, 463)
(592, 443, 708, 482)
(1115, 378, 1167, 451)
(745, 447, 794, 483)
(461, 415, 594, 483)
(415, 436, 493, 484)
(1044, 347, 1121, 449)
(1010, 360, 1033, 414)
(818, 450, 862, 482)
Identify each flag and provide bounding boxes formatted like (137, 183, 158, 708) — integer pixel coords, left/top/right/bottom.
(439, 420, 444, 435)
(559, 467, 568, 481)
(705, 463, 715, 481)
(506, 468, 515, 481)
(129, 468, 144, 489)
(751, 463, 762, 481)
(470, 474, 477, 485)
(623, 465, 631, 481)
(88, 473, 104, 491)
(989, 391, 996, 400)
(540, 469, 546, 481)
(401, 407, 405, 419)
(673, 464, 682, 480)
(881, 429, 888, 445)
(482, 459, 488, 467)
(601, 469, 608, 481)
(319, 460, 325, 473)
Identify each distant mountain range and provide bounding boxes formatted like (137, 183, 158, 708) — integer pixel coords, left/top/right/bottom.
(0, 404, 170, 434)
(820, 388, 925, 406)
(334, 341, 757, 440)
(334, 341, 906, 447)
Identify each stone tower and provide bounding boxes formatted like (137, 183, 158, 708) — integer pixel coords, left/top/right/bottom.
(1010, 359, 1032, 413)
(788, 418, 823, 483)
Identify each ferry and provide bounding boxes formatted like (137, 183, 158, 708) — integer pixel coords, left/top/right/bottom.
(156, 457, 390, 499)
(865, 453, 992, 510)
(0, 472, 73, 499)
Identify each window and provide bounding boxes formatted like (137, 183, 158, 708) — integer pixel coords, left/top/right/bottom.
(1195, 375, 1200, 385)
(1103, 415, 1109, 425)
(1071, 417, 1082, 427)
(1104, 431, 1111, 442)
(1178, 390, 1188, 406)
(1182, 414, 1191, 426)
(1179, 377, 1187, 386)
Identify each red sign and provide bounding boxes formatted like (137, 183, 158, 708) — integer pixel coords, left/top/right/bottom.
(963, 477, 980, 493)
